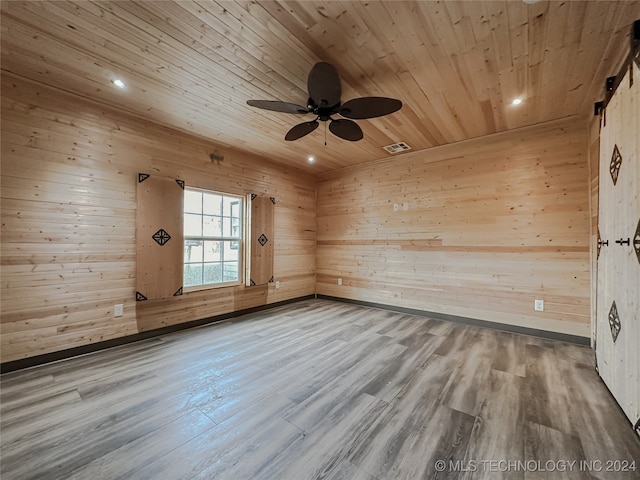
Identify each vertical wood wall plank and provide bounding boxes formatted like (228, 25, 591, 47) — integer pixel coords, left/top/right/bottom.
(249, 196, 274, 286)
(595, 60, 640, 427)
(135, 175, 184, 300)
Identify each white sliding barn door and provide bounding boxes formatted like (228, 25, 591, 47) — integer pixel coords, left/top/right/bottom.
(596, 60, 640, 434)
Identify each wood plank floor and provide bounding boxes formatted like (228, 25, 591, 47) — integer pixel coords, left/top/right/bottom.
(1, 299, 639, 480)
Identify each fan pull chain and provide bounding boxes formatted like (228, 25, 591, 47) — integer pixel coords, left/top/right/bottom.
(324, 122, 327, 146)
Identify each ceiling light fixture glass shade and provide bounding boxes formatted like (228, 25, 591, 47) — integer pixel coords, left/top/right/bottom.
(112, 79, 126, 88)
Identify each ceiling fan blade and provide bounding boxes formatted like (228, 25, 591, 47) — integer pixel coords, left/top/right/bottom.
(247, 100, 308, 114)
(285, 120, 319, 141)
(307, 62, 341, 109)
(339, 97, 402, 119)
(329, 119, 363, 141)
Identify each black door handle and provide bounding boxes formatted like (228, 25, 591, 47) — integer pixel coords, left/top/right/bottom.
(615, 238, 630, 246)
(598, 239, 609, 247)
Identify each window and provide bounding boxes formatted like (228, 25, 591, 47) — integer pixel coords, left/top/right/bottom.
(183, 188, 243, 288)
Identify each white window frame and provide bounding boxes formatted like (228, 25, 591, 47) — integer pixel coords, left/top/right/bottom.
(183, 187, 244, 290)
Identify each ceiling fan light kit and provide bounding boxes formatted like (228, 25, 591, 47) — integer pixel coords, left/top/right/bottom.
(247, 62, 402, 142)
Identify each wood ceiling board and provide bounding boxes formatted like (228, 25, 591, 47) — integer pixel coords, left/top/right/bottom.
(2, 0, 639, 174)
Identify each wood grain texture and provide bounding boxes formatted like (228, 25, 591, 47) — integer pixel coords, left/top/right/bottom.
(1, 1, 638, 173)
(249, 195, 275, 286)
(1, 299, 638, 480)
(0, 74, 316, 363)
(316, 117, 591, 337)
(135, 174, 184, 300)
(595, 60, 640, 427)
(588, 115, 600, 343)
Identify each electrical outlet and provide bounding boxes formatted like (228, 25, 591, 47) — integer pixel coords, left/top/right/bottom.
(114, 304, 124, 317)
(275, 281, 280, 289)
(534, 299, 544, 312)
(393, 203, 399, 212)
(338, 278, 343, 286)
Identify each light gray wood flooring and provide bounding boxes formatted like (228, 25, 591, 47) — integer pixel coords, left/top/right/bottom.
(1, 299, 639, 479)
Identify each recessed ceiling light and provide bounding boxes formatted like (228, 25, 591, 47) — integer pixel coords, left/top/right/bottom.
(307, 155, 315, 163)
(112, 79, 126, 89)
(511, 97, 523, 106)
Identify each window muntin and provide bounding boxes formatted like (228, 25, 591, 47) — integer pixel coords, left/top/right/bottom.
(183, 188, 243, 288)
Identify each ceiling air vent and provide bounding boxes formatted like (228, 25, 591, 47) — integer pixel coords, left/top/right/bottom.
(383, 142, 411, 154)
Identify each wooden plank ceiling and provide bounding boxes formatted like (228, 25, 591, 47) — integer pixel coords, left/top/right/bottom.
(2, 1, 639, 173)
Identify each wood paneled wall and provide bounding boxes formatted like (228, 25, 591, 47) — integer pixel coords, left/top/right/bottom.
(1, 74, 316, 363)
(0, 72, 594, 364)
(316, 117, 591, 337)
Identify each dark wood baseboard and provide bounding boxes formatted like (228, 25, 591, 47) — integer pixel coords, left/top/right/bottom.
(1, 293, 591, 374)
(2, 299, 637, 479)
(316, 295, 591, 346)
(1, 295, 315, 374)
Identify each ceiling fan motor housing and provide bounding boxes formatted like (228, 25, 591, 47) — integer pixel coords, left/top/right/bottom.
(248, 61, 402, 141)
(307, 97, 341, 121)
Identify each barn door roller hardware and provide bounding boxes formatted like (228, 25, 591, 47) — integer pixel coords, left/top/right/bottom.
(633, 19, 640, 62)
(615, 238, 630, 246)
(593, 101, 604, 116)
(594, 19, 640, 116)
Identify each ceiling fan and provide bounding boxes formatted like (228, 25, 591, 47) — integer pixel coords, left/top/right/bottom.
(246, 62, 402, 142)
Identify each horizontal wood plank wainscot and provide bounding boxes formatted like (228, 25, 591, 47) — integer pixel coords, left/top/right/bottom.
(1, 73, 316, 365)
(316, 116, 591, 339)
